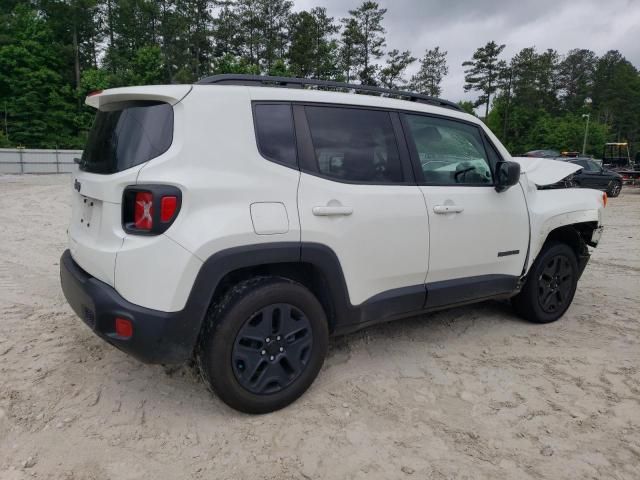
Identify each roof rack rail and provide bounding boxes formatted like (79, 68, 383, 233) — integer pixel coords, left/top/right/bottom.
(196, 74, 463, 112)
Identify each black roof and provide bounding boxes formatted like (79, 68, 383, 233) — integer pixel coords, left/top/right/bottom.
(196, 74, 463, 112)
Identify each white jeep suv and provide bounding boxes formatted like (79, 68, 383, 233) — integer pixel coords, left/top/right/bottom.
(60, 75, 606, 413)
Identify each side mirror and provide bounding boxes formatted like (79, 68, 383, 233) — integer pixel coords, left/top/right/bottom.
(495, 161, 521, 192)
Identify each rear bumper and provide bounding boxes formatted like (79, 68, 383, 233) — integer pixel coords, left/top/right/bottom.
(60, 250, 200, 364)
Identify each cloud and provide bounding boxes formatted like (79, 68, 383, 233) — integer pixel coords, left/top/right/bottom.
(294, 0, 640, 102)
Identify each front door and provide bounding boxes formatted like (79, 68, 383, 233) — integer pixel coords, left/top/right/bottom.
(401, 113, 529, 307)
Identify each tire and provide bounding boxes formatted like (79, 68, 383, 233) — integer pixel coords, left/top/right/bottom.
(511, 242, 579, 324)
(607, 180, 622, 198)
(197, 276, 328, 414)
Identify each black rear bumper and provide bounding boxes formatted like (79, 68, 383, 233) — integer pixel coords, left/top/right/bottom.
(60, 250, 200, 364)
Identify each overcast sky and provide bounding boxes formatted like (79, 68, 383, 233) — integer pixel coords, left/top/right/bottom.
(295, 0, 640, 102)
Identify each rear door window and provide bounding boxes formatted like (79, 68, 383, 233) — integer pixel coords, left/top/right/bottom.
(303, 106, 403, 183)
(80, 101, 173, 174)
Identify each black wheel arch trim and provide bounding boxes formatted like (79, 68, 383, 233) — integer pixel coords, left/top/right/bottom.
(189, 242, 521, 338)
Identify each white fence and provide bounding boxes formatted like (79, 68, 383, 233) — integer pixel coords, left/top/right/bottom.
(0, 148, 80, 174)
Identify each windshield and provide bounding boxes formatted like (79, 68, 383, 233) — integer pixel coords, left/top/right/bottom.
(80, 100, 173, 174)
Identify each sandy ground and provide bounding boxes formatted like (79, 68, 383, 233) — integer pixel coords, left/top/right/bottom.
(0, 174, 639, 480)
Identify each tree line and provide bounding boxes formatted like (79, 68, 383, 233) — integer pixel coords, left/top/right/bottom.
(1, 0, 638, 159)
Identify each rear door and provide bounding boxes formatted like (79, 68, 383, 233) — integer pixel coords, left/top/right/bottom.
(70, 98, 178, 286)
(401, 113, 529, 308)
(296, 104, 429, 309)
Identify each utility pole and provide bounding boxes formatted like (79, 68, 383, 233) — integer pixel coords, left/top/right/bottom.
(581, 98, 593, 156)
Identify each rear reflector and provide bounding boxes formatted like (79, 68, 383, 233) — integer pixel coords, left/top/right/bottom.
(134, 192, 154, 230)
(115, 317, 133, 338)
(160, 196, 178, 222)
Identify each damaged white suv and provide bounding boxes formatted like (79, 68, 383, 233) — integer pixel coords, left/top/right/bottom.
(60, 75, 606, 413)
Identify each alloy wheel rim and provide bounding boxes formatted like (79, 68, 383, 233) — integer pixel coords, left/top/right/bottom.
(537, 254, 574, 314)
(232, 303, 313, 394)
(611, 183, 621, 195)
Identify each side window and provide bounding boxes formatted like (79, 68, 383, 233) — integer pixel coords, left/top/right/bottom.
(304, 106, 403, 183)
(587, 160, 601, 171)
(574, 159, 590, 170)
(254, 103, 297, 167)
(404, 114, 493, 185)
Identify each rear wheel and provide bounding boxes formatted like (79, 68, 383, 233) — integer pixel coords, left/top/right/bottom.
(512, 242, 579, 323)
(607, 180, 622, 198)
(198, 277, 328, 414)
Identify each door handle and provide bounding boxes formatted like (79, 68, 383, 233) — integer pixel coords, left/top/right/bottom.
(433, 205, 464, 214)
(312, 206, 353, 216)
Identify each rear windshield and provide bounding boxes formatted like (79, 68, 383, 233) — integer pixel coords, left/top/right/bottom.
(80, 100, 173, 174)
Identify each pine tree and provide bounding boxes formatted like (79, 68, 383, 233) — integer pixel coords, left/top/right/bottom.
(379, 49, 415, 89)
(342, 1, 386, 85)
(0, 4, 78, 147)
(339, 18, 360, 83)
(409, 46, 448, 96)
(259, 0, 292, 73)
(592, 50, 640, 145)
(558, 49, 597, 112)
(463, 40, 506, 119)
(289, 8, 339, 79)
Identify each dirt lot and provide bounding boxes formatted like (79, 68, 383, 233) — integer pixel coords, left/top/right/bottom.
(1, 174, 639, 480)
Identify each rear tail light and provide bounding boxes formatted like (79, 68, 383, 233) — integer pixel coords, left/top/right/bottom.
(134, 192, 154, 230)
(122, 185, 182, 235)
(602, 192, 607, 208)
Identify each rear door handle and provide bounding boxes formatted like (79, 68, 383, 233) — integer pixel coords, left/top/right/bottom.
(312, 206, 353, 216)
(433, 205, 464, 214)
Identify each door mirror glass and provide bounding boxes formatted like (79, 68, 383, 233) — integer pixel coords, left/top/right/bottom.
(495, 161, 520, 192)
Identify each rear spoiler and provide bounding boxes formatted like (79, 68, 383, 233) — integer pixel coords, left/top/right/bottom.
(85, 85, 193, 109)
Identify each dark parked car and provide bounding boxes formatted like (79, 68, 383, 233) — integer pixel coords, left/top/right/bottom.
(565, 158, 623, 197)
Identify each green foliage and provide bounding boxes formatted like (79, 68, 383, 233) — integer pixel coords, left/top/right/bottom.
(457, 101, 475, 115)
(0, 4, 78, 148)
(410, 47, 448, 96)
(488, 45, 640, 157)
(126, 46, 165, 85)
(1, 0, 639, 158)
(463, 41, 506, 119)
(341, 1, 387, 85)
(0, 131, 9, 148)
(379, 49, 415, 89)
(288, 8, 339, 80)
(488, 101, 608, 156)
(212, 54, 260, 75)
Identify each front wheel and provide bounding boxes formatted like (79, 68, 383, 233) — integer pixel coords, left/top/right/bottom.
(198, 277, 328, 414)
(607, 180, 622, 198)
(512, 242, 579, 323)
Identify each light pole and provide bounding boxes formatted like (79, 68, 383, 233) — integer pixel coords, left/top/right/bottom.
(582, 113, 590, 156)
(581, 97, 592, 156)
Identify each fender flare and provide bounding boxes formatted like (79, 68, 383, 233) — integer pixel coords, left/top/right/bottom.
(179, 242, 352, 342)
(180, 242, 425, 344)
